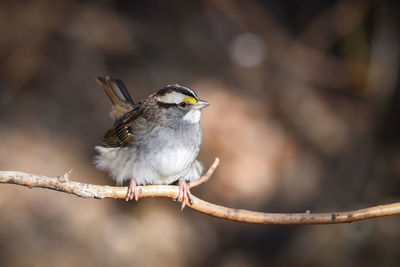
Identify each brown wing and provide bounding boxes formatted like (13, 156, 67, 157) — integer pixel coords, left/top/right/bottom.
(101, 107, 141, 147)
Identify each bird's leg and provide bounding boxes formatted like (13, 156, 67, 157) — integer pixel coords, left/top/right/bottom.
(176, 178, 194, 210)
(126, 179, 138, 201)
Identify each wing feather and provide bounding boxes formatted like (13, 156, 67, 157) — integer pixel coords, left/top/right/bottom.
(101, 107, 141, 147)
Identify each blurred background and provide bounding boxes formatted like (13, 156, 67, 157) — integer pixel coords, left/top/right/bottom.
(0, 0, 399, 266)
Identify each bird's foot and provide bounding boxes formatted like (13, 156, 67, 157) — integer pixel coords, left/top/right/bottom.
(126, 179, 138, 201)
(176, 178, 194, 210)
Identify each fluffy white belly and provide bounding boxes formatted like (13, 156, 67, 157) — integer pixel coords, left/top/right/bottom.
(153, 146, 195, 179)
(95, 122, 202, 186)
(95, 144, 196, 186)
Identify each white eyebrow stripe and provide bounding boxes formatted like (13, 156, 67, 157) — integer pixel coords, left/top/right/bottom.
(166, 84, 197, 98)
(156, 91, 185, 104)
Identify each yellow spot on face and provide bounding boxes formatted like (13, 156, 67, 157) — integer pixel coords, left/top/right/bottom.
(183, 96, 197, 103)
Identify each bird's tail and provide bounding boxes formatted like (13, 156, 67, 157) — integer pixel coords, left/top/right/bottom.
(96, 76, 135, 121)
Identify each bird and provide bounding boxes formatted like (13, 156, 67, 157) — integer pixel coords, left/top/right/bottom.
(94, 76, 209, 209)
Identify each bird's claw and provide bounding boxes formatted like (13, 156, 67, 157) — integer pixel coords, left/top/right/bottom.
(176, 178, 194, 210)
(126, 179, 138, 201)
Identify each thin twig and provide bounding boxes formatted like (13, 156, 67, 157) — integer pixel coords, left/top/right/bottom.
(1, 158, 399, 225)
(189, 157, 220, 188)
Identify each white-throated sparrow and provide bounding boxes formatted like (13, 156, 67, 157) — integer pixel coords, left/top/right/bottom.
(94, 76, 209, 208)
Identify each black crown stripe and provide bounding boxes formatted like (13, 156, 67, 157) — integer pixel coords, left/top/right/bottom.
(156, 85, 197, 99)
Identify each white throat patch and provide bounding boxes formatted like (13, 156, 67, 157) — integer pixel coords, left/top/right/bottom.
(183, 109, 201, 124)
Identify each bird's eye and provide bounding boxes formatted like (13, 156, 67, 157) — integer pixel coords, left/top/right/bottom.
(179, 102, 187, 108)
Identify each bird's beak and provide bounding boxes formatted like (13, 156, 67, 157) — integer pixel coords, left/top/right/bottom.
(194, 100, 210, 110)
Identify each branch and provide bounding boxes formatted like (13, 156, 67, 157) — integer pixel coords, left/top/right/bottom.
(1, 158, 399, 225)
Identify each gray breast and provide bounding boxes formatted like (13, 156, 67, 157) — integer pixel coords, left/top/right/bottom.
(132, 121, 202, 182)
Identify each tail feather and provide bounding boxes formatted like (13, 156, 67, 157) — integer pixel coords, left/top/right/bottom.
(106, 77, 135, 106)
(96, 76, 119, 105)
(96, 76, 135, 121)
